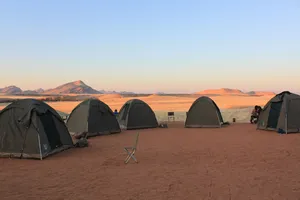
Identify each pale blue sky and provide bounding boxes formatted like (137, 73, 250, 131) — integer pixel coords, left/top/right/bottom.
(0, 0, 299, 93)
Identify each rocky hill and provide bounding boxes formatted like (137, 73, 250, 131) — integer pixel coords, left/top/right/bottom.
(43, 80, 101, 94)
(35, 88, 44, 93)
(22, 88, 45, 95)
(0, 86, 22, 94)
(0, 81, 135, 95)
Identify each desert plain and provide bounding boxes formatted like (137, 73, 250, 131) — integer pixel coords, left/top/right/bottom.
(0, 92, 273, 123)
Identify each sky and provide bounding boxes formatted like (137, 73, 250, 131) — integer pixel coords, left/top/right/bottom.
(0, 0, 299, 93)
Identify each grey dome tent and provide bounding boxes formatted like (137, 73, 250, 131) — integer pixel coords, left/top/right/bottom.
(257, 91, 300, 134)
(0, 99, 73, 159)
(118, 99, 158, 130)
(66, 99, 121, 137)
(185, 96, 224, 128)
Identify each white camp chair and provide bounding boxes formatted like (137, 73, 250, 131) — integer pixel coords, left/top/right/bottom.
(124, 133, 140, 164)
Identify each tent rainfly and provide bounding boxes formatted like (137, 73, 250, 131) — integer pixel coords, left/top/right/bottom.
(257, 91, 300, 134)
(0, 99, 73, 159)
(185, 96, 225, 128)
(118, 99, 158, 130)
(66, 99, 121, 137)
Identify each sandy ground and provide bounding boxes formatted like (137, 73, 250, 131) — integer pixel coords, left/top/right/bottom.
(1, 124, 300, 200)
(0, 94, 272, 123)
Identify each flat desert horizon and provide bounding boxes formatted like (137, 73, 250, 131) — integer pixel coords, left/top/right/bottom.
(0, 93, 274, 123)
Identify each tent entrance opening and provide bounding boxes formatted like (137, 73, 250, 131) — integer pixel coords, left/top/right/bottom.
(39, 113, 62, 149)
(267, 102, 282, 129)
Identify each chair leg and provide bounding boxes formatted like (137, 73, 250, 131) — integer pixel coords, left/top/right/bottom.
(125, 155, 131, 164)
(131, 154, 138, 163)
(125, 152, 133, 164)
(125, 153, 138, 164)
(124, 148, 131, 162)
(130, 149, 137, 163)
(124, 155, 130, 163)
(124, 149, 137, 164)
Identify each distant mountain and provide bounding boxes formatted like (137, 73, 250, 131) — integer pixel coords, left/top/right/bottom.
(0, 86, 22, 94)
(35, 88, 44, 93)
(22, 88, 45, 95)
(196, 88, 245, 95)
(1, 82, 275, 96)
(22, 90, 38, 94)
(0, 81, 136, 95)
(119, 91, 136, 95)
(195, 88, 277, 96)
(247, 91, 276, 96)
(44, 80, 102, 94)
(98, 90, 119, 94)
(99, 89, 135, 94)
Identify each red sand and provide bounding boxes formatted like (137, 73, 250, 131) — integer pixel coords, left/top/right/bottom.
(1, 124, 300, 200)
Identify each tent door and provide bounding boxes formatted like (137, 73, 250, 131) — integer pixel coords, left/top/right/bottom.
(121, 103, 130, 120)
(267, 102, 282, 129)
(39, 113, 62, 150)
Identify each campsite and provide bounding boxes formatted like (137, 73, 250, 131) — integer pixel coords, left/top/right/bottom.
(1, 91, 300, 199)
(1, 1, 299, 199)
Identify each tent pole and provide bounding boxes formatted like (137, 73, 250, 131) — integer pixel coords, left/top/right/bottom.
(37, 134, 43, 160)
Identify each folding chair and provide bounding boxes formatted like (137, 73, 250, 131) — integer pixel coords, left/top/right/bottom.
(124, 133, 140, 164)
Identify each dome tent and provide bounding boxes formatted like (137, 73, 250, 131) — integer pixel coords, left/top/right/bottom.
(257, 91, 300, 134)
(118, 99, 158, 130)
(66, 98, 121, 137)
(0, 99, 73, 159)
(185, 96, 225, 128)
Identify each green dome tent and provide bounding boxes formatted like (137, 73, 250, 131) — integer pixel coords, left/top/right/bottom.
(118, 99, 158, 130)
(185, 96, 225, 128)
(257, 91, 300, 134)
(66, 99, 121, 137)
(0, 99, 73, 159)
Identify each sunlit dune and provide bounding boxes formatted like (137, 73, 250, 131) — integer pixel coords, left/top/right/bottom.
(196, 88, 246, 95)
